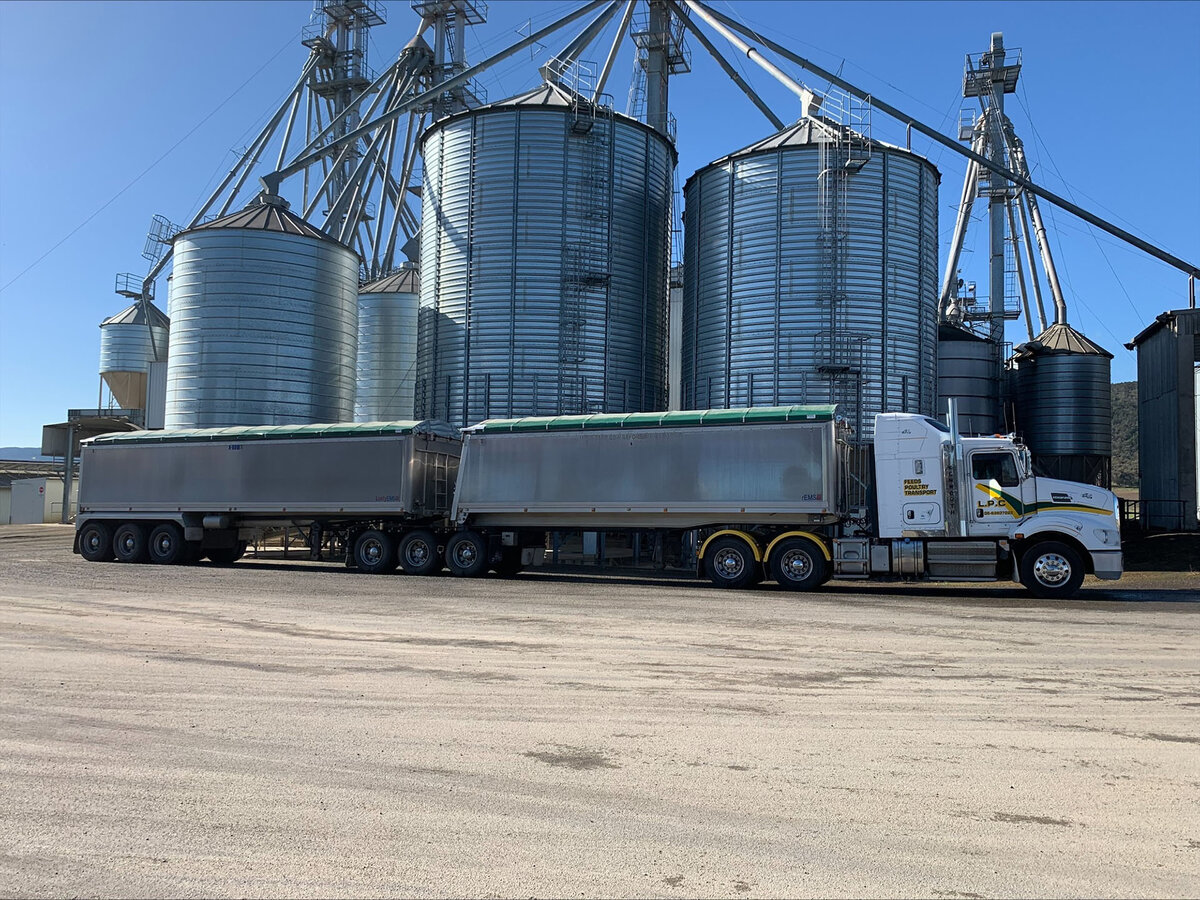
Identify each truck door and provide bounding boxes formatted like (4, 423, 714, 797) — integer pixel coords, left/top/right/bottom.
(967, 450, 1027, 535)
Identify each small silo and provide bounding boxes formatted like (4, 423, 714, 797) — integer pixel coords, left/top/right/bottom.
(936, 323, 1000, 434)
(99, 300, 169, 410)
(416, 82, 675, 426)
(1009, 323, 1113, 486)
(681, 117, 940, 439)
(165, 194, 360, 428)
(356, 263, 419, 421)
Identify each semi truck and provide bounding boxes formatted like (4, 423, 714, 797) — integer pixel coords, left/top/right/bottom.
(73, 404, 1123, 598)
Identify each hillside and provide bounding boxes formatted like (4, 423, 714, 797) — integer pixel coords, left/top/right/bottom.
(1111, 381, 1138, 488)
(0, 447, 47, 462)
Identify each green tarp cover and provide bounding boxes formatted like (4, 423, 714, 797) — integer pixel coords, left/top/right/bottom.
(86, 420, 457, 446)
(468, 405, 838, 434)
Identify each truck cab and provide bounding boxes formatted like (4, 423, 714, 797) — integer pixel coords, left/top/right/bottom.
(873, 414, 1122, 597)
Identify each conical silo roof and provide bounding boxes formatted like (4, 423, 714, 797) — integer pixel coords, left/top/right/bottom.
(100, 300, 170, 329)
(696, 115, 939, 174)
(476, 81, 580, 110)
(1014, 323, 1112, 358)
(176, 194, 351, 249)
(421, 81, 676, 160)
(361, 264, 419, 294)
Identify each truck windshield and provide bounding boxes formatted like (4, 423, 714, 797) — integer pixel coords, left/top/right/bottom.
(922, 417, 950, 433)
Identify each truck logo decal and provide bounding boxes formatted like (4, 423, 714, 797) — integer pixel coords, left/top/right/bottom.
(974, 483, 1110, 518)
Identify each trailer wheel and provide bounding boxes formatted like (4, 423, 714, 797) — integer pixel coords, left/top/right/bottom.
(207, 542, 247, 566)
(446, 531, 489, 578)
(354, 530, 397, 574)
(398, 530, 442, 576)
(113, 522, 149, 563)
(1019, 540, 1085, 599)
(148, 523, 186, 565)
(769, 537, 827, 592)
(704, 535, 758, 590)
(78, 521, 115, 562)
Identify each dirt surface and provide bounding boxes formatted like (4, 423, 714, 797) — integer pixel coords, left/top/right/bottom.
(1, 524, 1197, 898)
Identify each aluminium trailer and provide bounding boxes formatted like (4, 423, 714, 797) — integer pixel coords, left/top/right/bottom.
(445, 405, 847, 586)
(74, 420, 461, 570)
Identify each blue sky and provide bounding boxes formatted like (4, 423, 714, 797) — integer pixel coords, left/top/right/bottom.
(1, 0, 1197, 446)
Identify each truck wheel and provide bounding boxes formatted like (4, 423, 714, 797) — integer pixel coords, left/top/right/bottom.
(704, 536, 758, 589)
(113, 523, 149, 563)
(148, 523, 185, 565)
(78, 521, 115, 562)
(354, 530, 397, 574)
(1020, 540, 1085, 599)
(446, 531, 489, 578)
(207, 542, 247, 566)
(769, 536, 827, 591)
(398, 530, 442, 576)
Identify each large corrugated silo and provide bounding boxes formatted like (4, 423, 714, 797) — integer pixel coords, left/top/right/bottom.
(1009, 323, 1113, 486)
(681, 117, 939, 439)
(356, 263, 419, 421)
(416, 82, 675, 426)
(99, 301, 169, 410)
(165, 194, 360, 428)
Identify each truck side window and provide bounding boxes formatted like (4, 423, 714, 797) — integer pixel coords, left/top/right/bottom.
(972, 452, 1019, 487)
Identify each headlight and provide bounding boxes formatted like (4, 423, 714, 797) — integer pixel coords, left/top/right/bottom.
(1112, 495, 1120, 518)
(1093, 527, 1118, 546)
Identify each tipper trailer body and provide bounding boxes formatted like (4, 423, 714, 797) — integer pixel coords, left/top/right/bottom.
(74, 405, 1122, 597)
(74, 420, 460, 570)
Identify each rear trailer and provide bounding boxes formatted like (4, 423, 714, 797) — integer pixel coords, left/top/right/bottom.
(447, 406, 847, 587)
(74, 420, 461, 571)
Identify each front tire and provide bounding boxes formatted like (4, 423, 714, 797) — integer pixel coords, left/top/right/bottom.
(148, 522, 186, 565)
(704, 535, 759, 589)
(1020, 540, 1085, 599)
(113, 522, 148, 563)
(78, 521, 115, 562)
(354, 529, 397, 574)
(769, 536, 827, 591)
(398, 530, 442, 576)
(445, 531, 489, 578)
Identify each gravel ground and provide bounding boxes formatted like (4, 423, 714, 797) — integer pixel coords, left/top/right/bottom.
(0, 524, 1197, 898)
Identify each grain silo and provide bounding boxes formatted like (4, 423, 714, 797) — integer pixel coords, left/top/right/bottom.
(99, 301, 169, 410)
(936, 323, 1000, 434)
(356, 263, 419, 421)
(164, 194, 360, 428)
(416, 82, 675, 426)
(1009, 322, 1113, 486)
(681, 117, 939, 439)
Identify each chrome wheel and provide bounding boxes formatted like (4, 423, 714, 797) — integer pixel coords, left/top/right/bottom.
(359, 537, 386, 565)
(1019, 540, 1085, 599)
(404, 539, 432, 568)
(1033, 551, 1071, 587)
(779, 548, 813, 580)
(703, 536, 758, 589)
(445, 532, 489, 578)
(398, 530, 442, 576)
(453, 541, 478, 568)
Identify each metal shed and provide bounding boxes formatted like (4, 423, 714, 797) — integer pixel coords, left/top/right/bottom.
(1125, 308, 1200, 530)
